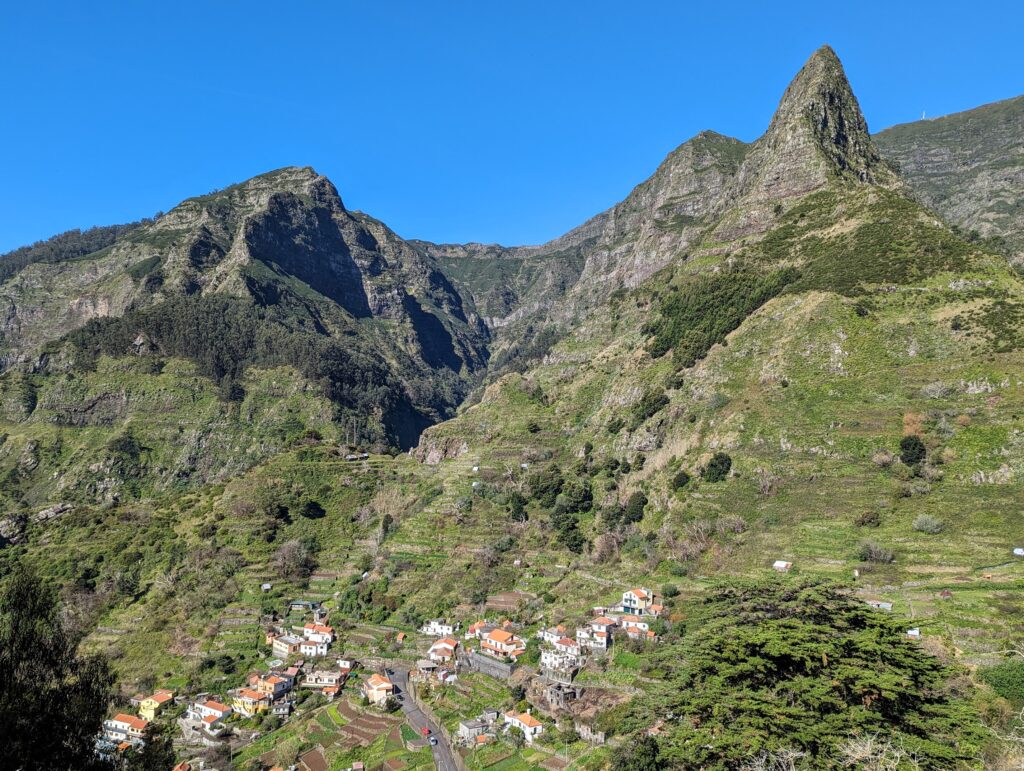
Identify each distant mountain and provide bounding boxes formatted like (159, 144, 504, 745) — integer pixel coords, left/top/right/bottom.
(0, 167, 489, 450)
(875, 95, 1024, 263)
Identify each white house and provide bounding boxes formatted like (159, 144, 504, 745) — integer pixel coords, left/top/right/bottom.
(504, 710, 544, 743)
(907, 628, 922, 640)
(303, 623, 335, 644)
(536, 625, 569, 645)
(621, 588, 653, 614)
(190, 699, 232, 722)
(553, 636, 580, 657)
(773, 560, 793, 572)
(103, 714, 149, 746)
(428, 637, 459, 662)
(480, 629, 526, 661)
(576, 627, 609, 651)
(303, 670, 345, 689)
(420, 619, 456, 636)
(300, 639, 329, 657)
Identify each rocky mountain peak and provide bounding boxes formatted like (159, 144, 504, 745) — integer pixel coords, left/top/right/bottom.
(764, 45, 892, 185)
(713, 46, 900, 239)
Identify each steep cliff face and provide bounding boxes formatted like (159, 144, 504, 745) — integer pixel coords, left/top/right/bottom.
(430, 46, 902, 370)
(875, 95, 1024, 263)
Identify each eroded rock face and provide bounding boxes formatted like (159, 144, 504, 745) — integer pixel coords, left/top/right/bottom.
(410, 436, 469, 465)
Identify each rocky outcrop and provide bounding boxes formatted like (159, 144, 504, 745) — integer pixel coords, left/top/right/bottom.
(410, 436, 469, 465)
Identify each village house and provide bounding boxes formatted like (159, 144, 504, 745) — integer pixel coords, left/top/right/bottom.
(553, 636, 581, 657)
(480, 629, 526, 661)
(300, 639, 330, 657)
(103, 714, 150, 746)
(465, 619, 497, 640)
(303, 623, 334, 644)
(138, 690, 175, 721)
(773, 560, 793, 572)
(428, 637, 459, 662)
(289, 600, 321, 613)
(504, 710, 544, 743)
(536, 624, 569, 645)
(302, 670, 345, 689)
(232, 688, 271, 717)
(458, 717, 490, 743)
(540, 648, 580, 683)
(189, 699, 232, 724)
(618, 615, 658, 642)
(271, 634, 304, 658)
(256, 674, 291, 699)
(362, 673, 395, 705)
(420, 618, 457, 636)
(621, 588, 654, 614)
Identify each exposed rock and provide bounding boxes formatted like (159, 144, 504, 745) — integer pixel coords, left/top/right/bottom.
(410, 436, 469, 465)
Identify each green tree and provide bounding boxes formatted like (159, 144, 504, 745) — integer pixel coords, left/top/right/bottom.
(619, 579, 984, 769)
(702, 452, 732, 482)
(900, 435, 927, 465)
(613, 735, 663, 770)
(0, 563, 115, 770)
(622, 492, 647, 525)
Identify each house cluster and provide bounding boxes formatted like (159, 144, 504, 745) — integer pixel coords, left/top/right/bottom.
(183, 697, 234, 741)
(456, 707, 544, 746)
(99, 688, 177, 753)
(231, 656, 355, 718)
(465, 619, 527, 662)
(265, 619, 336, 660)
(596, 587, 664, 642)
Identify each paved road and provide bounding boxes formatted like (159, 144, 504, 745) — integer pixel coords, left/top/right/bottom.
(389, 666, 459, 771)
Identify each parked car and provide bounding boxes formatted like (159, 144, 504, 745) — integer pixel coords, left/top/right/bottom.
(429, 737, 438, 746)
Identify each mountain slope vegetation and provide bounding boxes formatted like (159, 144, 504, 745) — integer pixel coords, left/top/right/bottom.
(2, 45, 1024, 770)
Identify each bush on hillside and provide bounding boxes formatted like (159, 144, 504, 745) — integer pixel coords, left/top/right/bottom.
(702, 452, 732, 483)
(913, 514, 944, 534)
(900, 435, 927, 466)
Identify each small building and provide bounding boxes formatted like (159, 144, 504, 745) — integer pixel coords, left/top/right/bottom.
(865, 600, 894, 611)
(428, 637, 459, 662)
(103, 714, 149, 746)
(303, 623, 335, 644)
(907, 628, 922, 640)
(272, 634, 304, 658)
(772, 560, 793, 573)
(621, 588, 653, 614)
(261, 583, 273, 592)
(575, 720, 606, 745)
(300, 639, 329, 657)
(504, 710, 544, 743)
(362, 673, 394, 705)
(303, 670, 345, 689)
(1014, 548, 1024, 557)
(466, 619, 496, 640)
(543, 681, 582, 710)
(420, 619, 456, 637)
(480, 629, 526, 661)
(458, 718, 489, 743)
(288, 600, 321, 613)
(138, 690, 174, 721)
(537, 625, 568, 645)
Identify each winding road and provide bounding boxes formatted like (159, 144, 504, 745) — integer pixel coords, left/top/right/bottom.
(388, 666, 459, 771)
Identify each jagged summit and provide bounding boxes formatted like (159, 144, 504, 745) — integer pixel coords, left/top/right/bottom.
(713, 45, 900, 239)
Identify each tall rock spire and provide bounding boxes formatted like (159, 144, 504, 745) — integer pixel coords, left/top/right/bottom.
(713, 46, 900, 239)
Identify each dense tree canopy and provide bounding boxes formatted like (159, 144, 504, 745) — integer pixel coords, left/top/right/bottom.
(0, 563, 115, 770)
(617, 579, 984, 769)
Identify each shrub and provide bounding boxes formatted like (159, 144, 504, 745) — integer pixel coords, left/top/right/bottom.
(632, 389, 669, 424)
(607, 417, 625, 435)
(671, 469, 691, 490)
(622, 492, 648, 525)
(702, 452, 732, 483)
(913, 514, 944, 534)
(854, 510, 881, 528)
(661, 583, 680, 598)
(858, 540, 894, 563)
(899, 435, 927, 466)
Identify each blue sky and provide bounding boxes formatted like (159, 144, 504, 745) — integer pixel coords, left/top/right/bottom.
(1, 1, 1020, 253)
